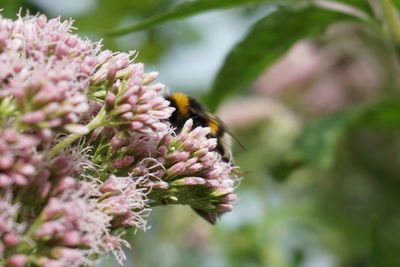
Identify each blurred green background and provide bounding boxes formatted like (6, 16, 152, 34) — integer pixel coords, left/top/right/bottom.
(3, 0, 400, 266)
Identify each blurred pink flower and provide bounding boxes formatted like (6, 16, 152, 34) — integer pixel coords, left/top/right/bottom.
(216, 96, 301, 132)
(256, 22, 397, 115)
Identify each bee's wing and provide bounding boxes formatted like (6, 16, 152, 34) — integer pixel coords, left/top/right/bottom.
(204, 112, 246, 152)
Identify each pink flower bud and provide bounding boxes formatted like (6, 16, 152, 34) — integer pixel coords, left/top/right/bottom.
(167, 151, 190, 163)
(99, 176, 120, 192)
(133, 114, 151, 122)
(136, 104, 151, 113)
(129, 121, 144, 130)
(97, 50, 113, 65)
(110, 136, 129, 151)
(211, 187, 234, 198)
(147, 82, 166, 92)
(157, 146, 168, 157)
(122, 155, 135, 166)
(219, 194, 238, 203)
(50, 247, 85, 262)
(114, 104, 132, 114)
(21, 111, 46, 124)
(105, 92, 116, 109)
(187, 163, 203, 173)
(60, 231, 81, 247)
(17, 164, 35, 176)
(39, 182, 52, 199)
(167, 162, 186, 177)
(121, 86, 139, 101)
(192, 148, 208, 158)
(0, 174, 13, 187)
(52, 177, 77, 195)
(7, 254, 28, 267)
(101, 196, 130, 216)
(91, 68, 108, 83)
(0, 155, 13, 169)
(121, 112, 134, 121)
(142, 180, 169, 189)
(183, 140, 200, 152)
(3, 129, 18, 142)
(171, 177, 206, 186)
(112, 158, 124, 169)
(142, 71, 159, 85)
(215, 203, 233, 212)
(42, 198, 63, 219)
(3, 233, 21, 247)
(11, 173, 28, 186)
(46, 118, 62, 128)
(65, 124, 89, 134)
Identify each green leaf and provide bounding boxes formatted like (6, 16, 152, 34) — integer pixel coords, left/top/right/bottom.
(358, 98, 400, 128)
(293, 112, 359, 167)
(272, 98, 400, 180)
(204, 6, 356, 111)
(394, 0, 400, 10)
(106, 0, 280, 36)
(270, 111, 359, 180)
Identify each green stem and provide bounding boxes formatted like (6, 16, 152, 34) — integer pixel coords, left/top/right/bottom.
(48, 107, 107, 159)
(13, 216, 44, 254)
(380, 0, 400, 44)
(24, 217, 44, 239)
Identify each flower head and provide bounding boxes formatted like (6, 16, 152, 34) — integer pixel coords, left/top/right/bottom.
(0, 14, 97, 131)
(144, 119, 240, 223)
(0, 11, 242, 266)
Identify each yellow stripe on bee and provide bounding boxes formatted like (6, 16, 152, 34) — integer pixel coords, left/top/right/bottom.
(207, 113, 220, 136)
(171, 93, 190, 117)
(208, 122, 219, 136)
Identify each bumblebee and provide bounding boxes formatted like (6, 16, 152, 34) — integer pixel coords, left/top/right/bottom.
(166, 92, 243, 162)
(166, 93, 245, 224)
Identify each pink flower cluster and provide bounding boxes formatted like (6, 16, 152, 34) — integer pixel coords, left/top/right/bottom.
(152, 120, 238, 223)
(0, 129, 41, 188)
(0, 14, 95, 131)
(0, 12, 240, 267)
(101, 61, 173, 133)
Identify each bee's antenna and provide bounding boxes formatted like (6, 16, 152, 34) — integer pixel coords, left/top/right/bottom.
(228, 132, 246, 151)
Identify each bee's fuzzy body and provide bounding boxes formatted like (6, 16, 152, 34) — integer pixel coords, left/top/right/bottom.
(166, 93, 232, 162)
